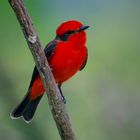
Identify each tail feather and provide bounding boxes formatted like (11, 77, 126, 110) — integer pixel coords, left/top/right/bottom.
(22, 95, 43, 123)
(11, 92, 43, 123)
(11, 94, 30, 119)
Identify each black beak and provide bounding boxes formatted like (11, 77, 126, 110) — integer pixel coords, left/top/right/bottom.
(79, 25, 89, 32)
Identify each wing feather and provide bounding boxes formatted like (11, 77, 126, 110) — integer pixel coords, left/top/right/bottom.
(28, 40, 57, 88)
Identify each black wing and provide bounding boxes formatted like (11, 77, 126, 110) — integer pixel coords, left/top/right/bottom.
(44, 40, 58, 59)
(28, 40, 57, 89)
(79, 51, 88, 71)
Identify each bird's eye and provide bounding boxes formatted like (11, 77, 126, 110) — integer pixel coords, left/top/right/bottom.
(58, 30, 75, 41)
(59, 34, 69, 41)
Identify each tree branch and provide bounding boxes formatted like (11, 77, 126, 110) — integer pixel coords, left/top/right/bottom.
(8, 0, 76, 139)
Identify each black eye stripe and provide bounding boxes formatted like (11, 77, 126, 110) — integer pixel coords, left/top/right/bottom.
(57, 30, 76, 41)
(64, 30, 75, 35)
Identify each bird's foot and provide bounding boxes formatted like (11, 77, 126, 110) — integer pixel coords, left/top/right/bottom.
(61, 95, 66, 104)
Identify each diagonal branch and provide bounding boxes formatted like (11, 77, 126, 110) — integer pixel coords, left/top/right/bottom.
(8, 0, 76, 139)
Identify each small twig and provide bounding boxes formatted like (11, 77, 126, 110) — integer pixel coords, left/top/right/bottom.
(8, 0, 76, 139)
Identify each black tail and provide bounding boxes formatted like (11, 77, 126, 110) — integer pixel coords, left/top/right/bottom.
(11, 92, 43, 123)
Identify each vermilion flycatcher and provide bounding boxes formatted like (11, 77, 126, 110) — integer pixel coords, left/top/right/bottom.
(11, 20, 89, 123)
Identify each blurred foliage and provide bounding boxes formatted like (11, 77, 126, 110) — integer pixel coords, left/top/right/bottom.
(0, 0, 140, 140)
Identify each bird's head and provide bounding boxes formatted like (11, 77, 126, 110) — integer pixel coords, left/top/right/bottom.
(56, 20, 89, 46)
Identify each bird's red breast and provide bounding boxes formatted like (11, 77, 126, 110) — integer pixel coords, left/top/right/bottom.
(49, 41, 87, 83)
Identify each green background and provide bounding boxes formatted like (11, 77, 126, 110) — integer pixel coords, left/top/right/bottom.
(0, 0, 140, 140)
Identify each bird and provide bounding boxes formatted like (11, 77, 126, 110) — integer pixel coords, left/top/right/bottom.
(11, 20, 89, 123)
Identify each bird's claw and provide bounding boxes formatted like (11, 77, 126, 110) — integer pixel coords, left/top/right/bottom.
(61, 95, 66, 104)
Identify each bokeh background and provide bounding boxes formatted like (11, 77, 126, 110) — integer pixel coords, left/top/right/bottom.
(0, 0, 140, 140)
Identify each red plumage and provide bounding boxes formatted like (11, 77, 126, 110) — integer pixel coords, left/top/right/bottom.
(11, 20, 89, 122)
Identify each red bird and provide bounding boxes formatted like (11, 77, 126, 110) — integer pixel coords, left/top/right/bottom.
(11, 20, 89, 123)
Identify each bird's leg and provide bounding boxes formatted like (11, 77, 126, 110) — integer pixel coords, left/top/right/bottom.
(58, 84, 66, 104)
